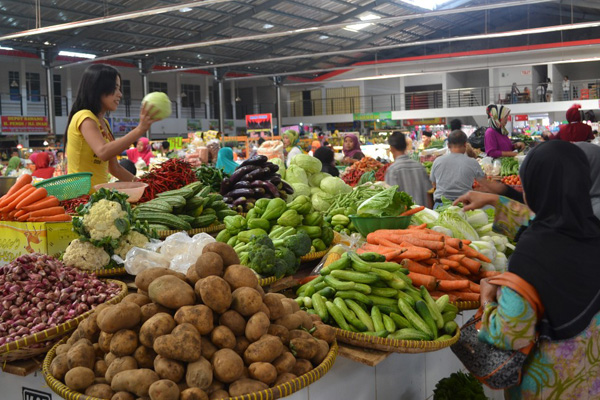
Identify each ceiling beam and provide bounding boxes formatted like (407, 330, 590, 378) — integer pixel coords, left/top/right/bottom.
(567, 0, 600, 11)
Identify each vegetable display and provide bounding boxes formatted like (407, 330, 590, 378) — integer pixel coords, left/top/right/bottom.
(50, 242, 334, 399)
(220, 155, 291, 213)
(501, 174, 521, 185)
(61, 195, 90, 215)
(139, 159, 197, 202)
(194, 164, 230, 193)
(341, 157, 383, 187)
(500, 157, 520, 177)
(0, 253, 121, 346)
(295, 250, 459, 340)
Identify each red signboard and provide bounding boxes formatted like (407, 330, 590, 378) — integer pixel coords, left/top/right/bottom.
(513, 114, 528, 121)
(245, 113, 272, 133)
(1, 116, 49, 133)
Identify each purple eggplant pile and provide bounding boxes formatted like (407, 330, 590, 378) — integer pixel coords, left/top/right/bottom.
(220, 155, 294, 213)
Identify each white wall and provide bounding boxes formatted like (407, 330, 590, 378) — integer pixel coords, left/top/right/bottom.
(405, 74, 443, 87)
(364, 78, 401, 96)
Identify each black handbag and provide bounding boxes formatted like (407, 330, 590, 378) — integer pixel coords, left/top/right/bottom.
(450, 272, 544, 389)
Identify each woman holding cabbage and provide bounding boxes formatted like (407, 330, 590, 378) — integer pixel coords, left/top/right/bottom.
(65, 64, 160, 189)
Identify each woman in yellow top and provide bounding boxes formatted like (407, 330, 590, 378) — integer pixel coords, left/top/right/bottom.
(66, 64, 159, 189)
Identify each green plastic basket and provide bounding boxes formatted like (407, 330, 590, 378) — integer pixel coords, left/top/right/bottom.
(33, 172, 92, 201)
(349, 214, 412, 237)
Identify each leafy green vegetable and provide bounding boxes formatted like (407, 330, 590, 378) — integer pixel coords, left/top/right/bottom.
(466, 209, 489, 229)
(320, 176, 352, 195)
(290, 154, 322, 174)
(285, 164, 309, 185)
(433, 371, 486, 400)
(437, 207, 480, 242)
(290, 183, 311, 199)
(357, 186, 413, 217)
(308, 172, 330, 188)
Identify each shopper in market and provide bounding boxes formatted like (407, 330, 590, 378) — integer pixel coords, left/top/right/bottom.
(308, 140, 321, 156)
(421, 130, 433, 148)
(215, 146, 239, 175)
(282, 129, 302, 167)
(31, 151, 55, 179)
(126, 137, 153, 166)
(342, 134, 365, 165)
(430, 130, 484, 208)
(562, 75, 570, 100)
(313, 146, 339, 177)
(484, 104, 525, 158)
(457, 141, 600, 399)
(65, 63, 159, 189)
(3, 155, 23, 177)
(551, 103, 594, 142)
(385, 131, 432, 207)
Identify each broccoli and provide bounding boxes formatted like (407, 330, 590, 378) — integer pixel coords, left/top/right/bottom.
(273, 230, 312, 257)
(276, 247, 300, 277)
(244, 235, 279, 276)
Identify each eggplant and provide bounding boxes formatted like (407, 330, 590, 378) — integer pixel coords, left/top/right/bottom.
(253, 187, 266, 196)
(278, 190, 287, 200)
(251, 180, 279, 198)
(229, 165, 261, 185)
(223, 196, 233, 204)
(268, 175, 282, 185)
(239, 155, 268, 168)
(280, 180, 294, 194)
(234, 180, 252, 189)
(220, 178, 232, 195)
(232, 197, 248, 207)
(245, 167, 270, 182)
(246, 198, 256, 205)
(225, 188, 255, 199)
(264, 162, 279, 173)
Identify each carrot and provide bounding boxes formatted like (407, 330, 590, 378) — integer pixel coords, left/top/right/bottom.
(447, 291, 480, 302)
(22, 196, 60, 211)
(14, 210, 27, 218)
(17, 213, 31, 222)
(421, 258, 437, 265)
(28, 214, 72, 222)
(7, 209, 18, 220)
(439, 258, 461, 268)
(0, 184, 34, 211)
(387, 235, 445, 251)
(2, 174, 32, 200)
(460, 244, 492, 263)
(430, 263, 459, 281)
(397, 247, 435, 261)
(409, 223, 427, 230)
(445, 238, 463, 249)
(446, 254, 466, 262)
(469, 281, 481, 293)
(448, 264, 471, 276)
(444, 244, 459, 254)
(27, 207, 66, 218)
(376, 229, 444, 242)
(430, 291, 459, 302)
(478, 270, 502, 279)
(15, 187, 48, 210)
(400, 206, 425, 217)
(437, 279, 470, 291)
(407, 271, 437, 291)
(461, 239, 472, 245)
(401, 259, 432, 275)
(459, 257, 482, 275)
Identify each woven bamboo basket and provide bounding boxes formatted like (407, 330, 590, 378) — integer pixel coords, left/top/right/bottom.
(333, 327, 460, 353)
(0, 279, 128, 363)
(452, 300, 480, 311)
(257, 275, 280, 287)
(157, 223, 226, 239)
(43, 339, 338, 400)
(89, 267, 128, 277)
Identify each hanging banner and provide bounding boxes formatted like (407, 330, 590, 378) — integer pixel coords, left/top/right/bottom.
(353, 112, 392, 121)
(110, 117, 139, 134)
(168, 137, 183, 150)
(513, 114, 529, 121)
(245, 113, 273, 134)
(1, 116, 49, 133)
(402, 118, 446, 126)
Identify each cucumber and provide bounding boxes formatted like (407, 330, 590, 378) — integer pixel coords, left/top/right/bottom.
(334, 290, 373, 306)
(397, 298, 433, 339)
(330, 270, 379, 284)
(216, 209, 238, 220)
(370, 306, 385, 332)
(320, 255, 350, 276)
(363, 330, 389, 338)
(397, 290, 416, 308)
(344, 299, 375, 332)
(388, 328, 431, 341)
(442, 311, 457, 324)
(377, 304, 400, 315)
(415, 300, 438, 339)
(193, 214, 218, 228)
(389, 312, 412, 330)
(183, 181, 204, 195)
(135, 200, 173, 213)
(444, 321, 458, 336)
(311, 293, 329, 322)
(333, 298, 367, 332)
(157, 186, 195, 199)
(316, 286, 336, 299)
(324, 275, 356, 291)
(325, 301, 350, 331)
(370, 287, 398, 298)
(368, 295, 399, 308)
(358, 252, 386, 262)
(135, 212, 191, 231)
(435, 294, 450, 313)
(382, 314, 396, 333)
(159, 195, 187, 208)
(420, 286, 444, 329)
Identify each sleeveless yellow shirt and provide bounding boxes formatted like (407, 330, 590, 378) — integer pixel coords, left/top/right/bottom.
(66, 110, 113, 190)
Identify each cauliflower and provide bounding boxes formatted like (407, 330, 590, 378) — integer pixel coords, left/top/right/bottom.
(63, 239, 110, 270)
(115, 231, 149, 259)
(82, 199, 129, 241)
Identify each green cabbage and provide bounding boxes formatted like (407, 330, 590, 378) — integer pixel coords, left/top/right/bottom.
(291, 154, 322, 174)
(285, 165, 309, 185)
(312, 192, 332, 212)
(308, 172, 330, 188)
(142, 92, 172, 120)
(357, 186, 413, 217)
(411, 207, 440, 227)
(320, 176, 352, 195)
(290, 183, 311, 198)
(466, 209, 489, 229)
(437, 207, 479, 242)
(310, 187, 325, 195)
(271, 157, 286, 179)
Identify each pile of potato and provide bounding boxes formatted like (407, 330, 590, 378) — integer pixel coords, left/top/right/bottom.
(49, 242, 335, 400)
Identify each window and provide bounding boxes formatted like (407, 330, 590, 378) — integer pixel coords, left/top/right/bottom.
(26, 72, 41, 102)
(122, 79, 131, 106)
(149, 81, 168, 95)
(9, 71, 19, 101)
(181, 84, 201, 108)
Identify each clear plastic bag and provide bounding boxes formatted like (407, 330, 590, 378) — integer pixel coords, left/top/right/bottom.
(481, 157, 494, 176)
(491, 159, 502, 176)
(160, 232, 193, 260)
(124, 247, 171, 275)
(169, 233, 217, 274)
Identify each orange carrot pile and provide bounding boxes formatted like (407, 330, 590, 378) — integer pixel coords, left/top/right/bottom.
(0, 175, 71, 222)
(358, 225, 502, 302)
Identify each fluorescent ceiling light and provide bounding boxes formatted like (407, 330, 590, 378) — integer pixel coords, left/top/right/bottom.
(179, 7, 193, 12)
(344, 13, 380, 32)
(58, 50, 96, 59)
(319, 35, 329, 40)
(263, 24, 274, 29)
(0, 45, 14, 50)
(400, 0, 447, 10)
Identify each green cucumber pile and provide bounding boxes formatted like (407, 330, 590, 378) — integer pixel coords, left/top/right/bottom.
(295, 251, 459, 341)
(133, 181, 237, 232)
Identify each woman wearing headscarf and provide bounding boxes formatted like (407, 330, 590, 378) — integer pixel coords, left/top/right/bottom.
(308, 140, 321, 157)
(313, 146, 339, 177)
(282, 129, 302, 167)
(575, 142, 600, 219)
(456, 141, 600, 399)
(342, 134, 365, 165)
(31, 152, 55, 179)
(552, 104, 594, 142)
(4, 156, 23, 177)
(215, 147, 239, 175)
(484, 104, 524, 158)
(126, 137, 153, 166)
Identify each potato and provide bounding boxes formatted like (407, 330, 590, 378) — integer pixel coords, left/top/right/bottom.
(312, 324, 335, 344)
(288, 329, 313, 341)
(267, 324, 289, 345)
(140, 313, 176, 348)
(149, 379, 180, 400)
(245, 312, 270, 343)
(281, 298, 300, 313)
(111, 391, 136, 400)
(263, 294, 285, 321)
(201, 337, 218, 360)
(310, 313, 322, 322)
(202, 242, 239, 267)
(211, 348, 244, 383)
(122, 293, 152, 307)
(218, 310, 246, 336)
(243, 335, 284, 364)
(180, 388, 208, 400)
(110, 329, 138, 356)
(134, 346, 157, 369)
(195, 276, 232, 314)
(98, 302, 142, 333)
(105, 352, 117, 367)
(94, 377, 108, 385)
(295, 310, 313, 330)
(311, 339, 329, 365)
(210, 326, 236, 350)
(273, 352, 296, 374)
(289, 338, 318, 360)
(65, 366, 95, 392)
(209, 390, 229, 400)
(141, 303, 172, 323)
(93, 343, 104, 359)
(148, 275, 196, 309)
(94, 359, 109, 377)
(274, 314, 302, 331)
(228, 378, 268, 397)
(195, 252, 224, 279)
(292, 359, 313, 376)
(105, 356, 138, 384)
(248, 362, 277, 385)
(274, 372, 297, 386)
(67, 339, 95, 370)
(98, 331, 114, 353)
(50, 353, 69, 380)
(187, 262, 202, 285)
(111, 369, 160, 398)
(78, 315, 101, 342)
(186, 357, 213, 390)
(174, 305, 213, 335)
(231, 287, 263, 317)
(85, 383, 115, 399)
(254, 284, 265, 298)
(55, 343, 71, 356)
(135, 268, 187, 292)
(154, 355, 185, 382)
(154, 323, 202, 362)
(223, 264, 258, 290)
(233, 336, 250, 356)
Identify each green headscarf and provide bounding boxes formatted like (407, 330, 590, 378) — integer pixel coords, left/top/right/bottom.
(5, 156, 21, 176)
(283, 129, 300, 153)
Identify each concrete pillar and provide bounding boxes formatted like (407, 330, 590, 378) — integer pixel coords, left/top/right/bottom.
(252, 86, 258, 113)
(20, 59, 27, 116)
(399, 77, 405, 111)
(175, 73, 182, 119)
(218, 79, 225, 134)
(231, 81, 237, 122)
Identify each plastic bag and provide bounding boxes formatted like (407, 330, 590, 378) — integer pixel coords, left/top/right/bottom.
(124, 247, 171, 275)
(258, 140, 284, 160)
(160, 232, 192, 260)
(492, 159, 501, 176)
(168, 233, 216, 275)
(468, 126, 486, 150)
(481, 157, 494, 176)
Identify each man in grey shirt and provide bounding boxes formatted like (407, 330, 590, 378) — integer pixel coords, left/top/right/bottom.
(430, 130, 484, 208)
(385, 131, 432, 207)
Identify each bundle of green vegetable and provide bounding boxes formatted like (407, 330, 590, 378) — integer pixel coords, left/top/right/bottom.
(133, 181, 237, 232)
(433, 371, 486, 400)
(194, 164, 229, 193)
(500, 157, 520, 176)
(295, 251, 459, 340)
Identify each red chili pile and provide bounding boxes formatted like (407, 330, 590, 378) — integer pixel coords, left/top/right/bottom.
(61, 195, 90, 215)
(375, 163, 391, 181)
(138, 159, 197, 202)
